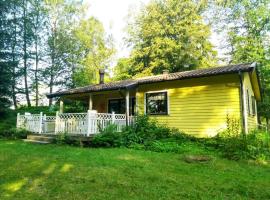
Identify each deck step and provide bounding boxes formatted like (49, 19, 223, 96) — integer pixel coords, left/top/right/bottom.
(25, 134, 55, 144)
(23, 139, 51, 144)
(27, 135, 54, 142)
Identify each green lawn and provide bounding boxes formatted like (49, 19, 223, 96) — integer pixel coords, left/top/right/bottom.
(0, 140, 270, 200)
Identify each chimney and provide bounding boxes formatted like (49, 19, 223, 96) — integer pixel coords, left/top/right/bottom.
(99, 69, 105, 84)
(163, 69, 169, 75)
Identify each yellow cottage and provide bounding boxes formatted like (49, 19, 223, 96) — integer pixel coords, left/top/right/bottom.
(47, 63, 261, 137)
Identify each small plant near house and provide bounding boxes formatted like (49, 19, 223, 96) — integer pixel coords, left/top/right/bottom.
(205, 115, 270, 162)
(91, 114, 270, 163)
(91, 124, 124, 147)
(91, 115, 202, 154)
(53, 133, 81, 146)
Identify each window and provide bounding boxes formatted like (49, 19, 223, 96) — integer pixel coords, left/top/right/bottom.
(246, 90, 250, 115)
(108, 99, 125, 114)
(130, 97, 136, 116)
(146, 92, 168, 115)
(108, 98, 136, 115)
(251, 96, 256, 116)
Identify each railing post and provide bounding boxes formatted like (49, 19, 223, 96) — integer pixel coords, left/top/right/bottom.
(55, 111, 59, 134)
(39, 112, 43, 134)
(87, 110, 97, 136)
(43, 114, 47, 134)
(112, 112, 115, 124)
(16, 113, 20, 129)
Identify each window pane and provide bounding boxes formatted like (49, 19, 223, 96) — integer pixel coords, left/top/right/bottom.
(146, 92, 167, 115)
(252, 96, 256, 115)
(108, 98, 135, 115)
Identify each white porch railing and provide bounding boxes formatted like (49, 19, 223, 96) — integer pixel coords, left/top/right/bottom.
(17, 111, 134, 136)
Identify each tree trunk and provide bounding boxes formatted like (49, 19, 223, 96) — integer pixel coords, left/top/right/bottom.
(49, 22, 56, 106)
(35, 37, 39, 106)
(11, 8, 17, 109)
(49, 72, 53, 106)
(23, 0, 31, 107)
(34, 10, 39, 107)
(49, 40, 55, 106)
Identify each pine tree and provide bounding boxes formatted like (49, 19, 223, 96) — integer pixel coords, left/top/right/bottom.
(0, 0, 13, 112)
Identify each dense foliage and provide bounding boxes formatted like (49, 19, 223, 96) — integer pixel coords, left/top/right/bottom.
(210, 0, 270, 123)
(124, 0, 217, 77)
(0, 128, 28, 139)
(91, 115, 270, 162)
(0, 0, 115, 108)
(0, 0, 15, 112)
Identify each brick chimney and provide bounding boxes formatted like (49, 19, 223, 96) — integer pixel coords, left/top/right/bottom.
(99, 69, 105, 84)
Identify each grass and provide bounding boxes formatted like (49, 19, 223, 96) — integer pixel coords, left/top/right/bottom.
(1, 140, 270, 199)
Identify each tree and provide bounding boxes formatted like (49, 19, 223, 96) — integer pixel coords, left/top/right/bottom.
(126, 0, 216, 77)
(211, 0, 270, 123)
(72, 17, 115, 86)
(10, 0, 20, 109)
(21, 0, 34, 107)
(113, 58, 132, 81)
(43, 0, 85, 105)
(30, 0, 46, 106)
(0, 0, 13, 112)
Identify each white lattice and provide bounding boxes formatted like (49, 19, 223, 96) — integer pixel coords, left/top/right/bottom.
(17, 111, 133, 136)
(17, 114, 26, 129)
(43, 116, 56, 133)
(94, 113, 126, 133)
(56, 113, 88, 135)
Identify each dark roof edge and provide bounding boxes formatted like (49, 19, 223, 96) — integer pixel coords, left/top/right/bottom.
(46, 63, 255, 98)
(46, 84, 137, 98)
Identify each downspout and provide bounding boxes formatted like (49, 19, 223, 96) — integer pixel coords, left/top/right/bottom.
(238, 71, 247, 135)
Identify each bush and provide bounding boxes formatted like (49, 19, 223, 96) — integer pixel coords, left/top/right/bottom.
(91, 124, 124, 147)
(91, 115, 193, 148)
(0, 128, 28, 139)
(53, 133, 81, 146)
(206, 129, 270, 160)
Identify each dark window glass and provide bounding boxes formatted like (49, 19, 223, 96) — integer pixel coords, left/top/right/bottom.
(108, 98, 136, 115)
(251, 96, 256, 116)
(247, 90, 250, 115)
(146, 92, 168, 115)
(130, 97, 136, 116)
(108, 99, 125, 114)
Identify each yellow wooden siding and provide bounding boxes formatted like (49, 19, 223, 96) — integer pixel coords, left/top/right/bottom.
(243, 72, 258, 132)
(136, 74, 241, 137)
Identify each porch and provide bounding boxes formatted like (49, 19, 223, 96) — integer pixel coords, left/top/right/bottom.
(17, 111, 134, 136)
(17, 88, 136, 136)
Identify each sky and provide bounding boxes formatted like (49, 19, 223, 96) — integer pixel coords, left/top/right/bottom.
(86, 0, 150, 59)
(85, 0, 224, 62)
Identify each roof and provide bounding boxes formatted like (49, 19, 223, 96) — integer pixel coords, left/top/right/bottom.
(47, 63, 256, 98)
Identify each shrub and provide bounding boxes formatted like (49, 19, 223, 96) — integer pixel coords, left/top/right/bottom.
(122, 115, 190, 145)
(91, 124, 124, 147)
(208, 129, 270, 160)
(0, 128, 28, 139)
(53, 133, 81, 146)
(91, 115, 194, 148)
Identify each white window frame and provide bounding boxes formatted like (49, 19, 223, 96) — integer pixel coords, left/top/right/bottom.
(144, 90, 170, 115)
